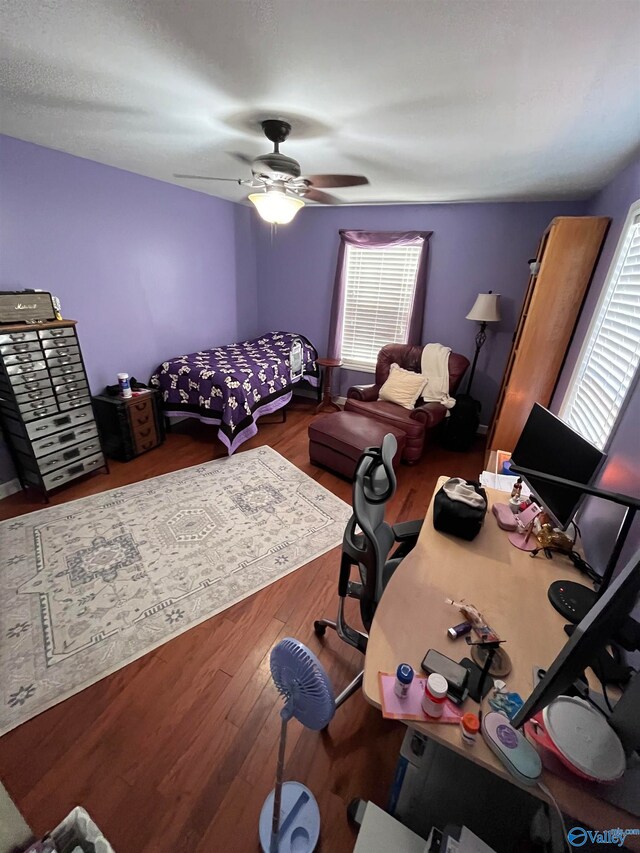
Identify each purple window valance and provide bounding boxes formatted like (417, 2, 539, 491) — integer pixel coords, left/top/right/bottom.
(327, 229, 432, 361)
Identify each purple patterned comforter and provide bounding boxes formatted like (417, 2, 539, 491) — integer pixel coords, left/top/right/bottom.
(149, 332, 319, 454)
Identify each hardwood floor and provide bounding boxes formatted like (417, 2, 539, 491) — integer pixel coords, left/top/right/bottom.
(0, 401, 485, 852)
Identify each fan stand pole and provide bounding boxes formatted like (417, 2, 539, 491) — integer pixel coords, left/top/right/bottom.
(270, 715, 288, 853)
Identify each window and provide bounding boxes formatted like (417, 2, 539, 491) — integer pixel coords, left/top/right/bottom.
(340, 242, 423, 370)
(561, 201, 640, 449)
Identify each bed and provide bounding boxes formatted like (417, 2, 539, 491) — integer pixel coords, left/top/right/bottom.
(149, 331, 319, 454)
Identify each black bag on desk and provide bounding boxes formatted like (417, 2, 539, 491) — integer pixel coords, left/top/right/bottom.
(433, 478, 487, 541)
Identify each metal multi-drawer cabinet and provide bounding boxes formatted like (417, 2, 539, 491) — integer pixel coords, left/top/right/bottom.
(0, 320, 107, 500)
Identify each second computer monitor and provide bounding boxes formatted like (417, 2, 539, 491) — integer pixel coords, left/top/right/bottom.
(511, 404, 606, 530)
(512, 547, 640, 729)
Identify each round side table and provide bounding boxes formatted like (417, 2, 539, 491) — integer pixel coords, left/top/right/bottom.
(315, 358, 342, 414)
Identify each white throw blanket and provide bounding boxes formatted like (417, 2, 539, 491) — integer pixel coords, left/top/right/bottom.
(421, 342, 456, 408)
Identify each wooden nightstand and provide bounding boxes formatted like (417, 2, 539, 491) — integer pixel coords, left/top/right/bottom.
(92, 389, 165, 461)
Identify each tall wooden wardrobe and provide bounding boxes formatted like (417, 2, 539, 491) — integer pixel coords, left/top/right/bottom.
(487, 216, 609, 454)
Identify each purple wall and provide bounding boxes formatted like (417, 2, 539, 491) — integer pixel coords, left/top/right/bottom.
(0, 135, 258, 484)
(552, 154, 640, 574)
(2, 129, 635, 535)
(255, 200, 586, 414)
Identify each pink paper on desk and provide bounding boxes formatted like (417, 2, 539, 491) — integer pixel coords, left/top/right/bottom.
(378, 673, 463, 723)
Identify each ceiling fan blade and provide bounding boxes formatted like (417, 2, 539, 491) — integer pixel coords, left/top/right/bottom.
(304, 174, 369, 188)
(303, 188, 341, 205)
(173, 173, 243, 182)
(227, 151, 255, 166)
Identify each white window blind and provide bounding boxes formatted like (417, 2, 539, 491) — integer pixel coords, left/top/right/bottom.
(340, 242, 422, 370)
(561, 204, 640, 449)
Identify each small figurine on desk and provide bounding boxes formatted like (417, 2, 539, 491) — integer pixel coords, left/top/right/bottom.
(508, 478, 524, 514)
(511, 477, 523, 500)
(445, 598, 500, 644)
(446, 598, 512, 697)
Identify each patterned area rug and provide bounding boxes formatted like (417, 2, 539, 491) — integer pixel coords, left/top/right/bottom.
(0, 447, 350, 735)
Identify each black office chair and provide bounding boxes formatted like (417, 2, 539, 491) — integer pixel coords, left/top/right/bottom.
(313, 433, 423, 708)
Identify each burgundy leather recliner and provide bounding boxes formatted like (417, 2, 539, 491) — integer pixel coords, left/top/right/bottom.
(344, 344, 469, 464)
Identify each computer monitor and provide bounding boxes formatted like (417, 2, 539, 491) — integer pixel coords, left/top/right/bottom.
(511, 403, 606, 530)
(512, 547, 640, 728)
(510, 404, 640, 625)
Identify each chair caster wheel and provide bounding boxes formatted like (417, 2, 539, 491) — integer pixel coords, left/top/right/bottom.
(314, 621, 327, 637)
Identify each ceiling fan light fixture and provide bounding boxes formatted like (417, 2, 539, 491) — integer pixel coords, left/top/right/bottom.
(248, 189, 304, 224)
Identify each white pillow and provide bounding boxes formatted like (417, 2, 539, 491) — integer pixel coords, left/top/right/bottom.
(378, 363, 427, 409)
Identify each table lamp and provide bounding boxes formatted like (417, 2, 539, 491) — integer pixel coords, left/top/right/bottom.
(465, 291, 501, 396)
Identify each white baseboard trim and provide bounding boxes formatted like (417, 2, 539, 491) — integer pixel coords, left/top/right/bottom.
(0, 478, 21, 500)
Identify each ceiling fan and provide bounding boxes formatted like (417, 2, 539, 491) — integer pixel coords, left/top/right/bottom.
(174, 119, 369, 224)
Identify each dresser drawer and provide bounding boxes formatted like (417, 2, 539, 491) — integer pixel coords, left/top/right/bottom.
(0, 330, 39, 345)
(42, 452, 104, 491)
(16, 391, 55, 412)
(128, 396, 153, 423)
(0, 340, 42, 357)
(26, 404, 95, 440)
(53, 372, 86, 393)
(2, 349, 44, 367)
(21, 399, 59, 423)
(38, 436, 103, 475)
(15, 382, 54, 404)
(133, 423, 158, 454)
(4, 364, 48, 384)
(5, 360, 47, 379)
(32, 422, 98, 458)
(59, 394, 92, 412)
(38, 326, 76, 341)
(49, 357, 83, 377)
(56, 383, 89, 404)
(53, 374, 86, 395)
(132, 414, 154, 435)
(44, 345, 80, 364)
(42, 335, 78, 351)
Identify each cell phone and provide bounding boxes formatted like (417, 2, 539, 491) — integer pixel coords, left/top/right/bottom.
(421, 648, 469, 704)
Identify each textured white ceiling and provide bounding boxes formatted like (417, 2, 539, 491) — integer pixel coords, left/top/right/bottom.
(1, 0, 639, 204)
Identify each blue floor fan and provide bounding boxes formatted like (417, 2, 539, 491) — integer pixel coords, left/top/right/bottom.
(259, 638, 335, 853)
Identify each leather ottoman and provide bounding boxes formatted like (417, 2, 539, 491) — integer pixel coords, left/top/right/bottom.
(308, 411, 407, 480)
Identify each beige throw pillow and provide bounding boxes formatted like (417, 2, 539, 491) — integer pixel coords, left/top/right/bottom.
(378, 363, 427, 409)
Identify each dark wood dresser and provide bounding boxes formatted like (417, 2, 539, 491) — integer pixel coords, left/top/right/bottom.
(0, 319, 107, 499)
(92, 389, 165, 461)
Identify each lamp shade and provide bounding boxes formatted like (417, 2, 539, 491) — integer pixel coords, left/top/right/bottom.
(248, 190, 304, 225)
(466, 292, 501, 323)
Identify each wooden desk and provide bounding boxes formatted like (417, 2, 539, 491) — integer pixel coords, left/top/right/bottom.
(363, 477, 639, 846)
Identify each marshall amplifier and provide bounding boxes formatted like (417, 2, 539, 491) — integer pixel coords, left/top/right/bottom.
(0, 290, 56, 324)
